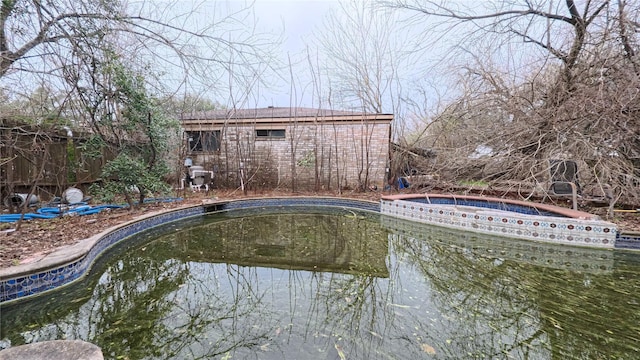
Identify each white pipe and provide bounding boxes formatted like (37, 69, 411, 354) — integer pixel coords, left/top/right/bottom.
(240, 168, 245, 192)
(190, 170, 214, 177)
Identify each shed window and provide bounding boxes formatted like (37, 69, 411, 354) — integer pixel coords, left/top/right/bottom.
(256, 129, 285, 139)
(187, 131, 221, 152)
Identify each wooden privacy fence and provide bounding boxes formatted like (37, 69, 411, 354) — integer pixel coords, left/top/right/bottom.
(0, 122, 111, 204)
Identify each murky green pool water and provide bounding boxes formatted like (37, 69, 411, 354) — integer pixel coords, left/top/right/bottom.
(2, 208, 640, 359)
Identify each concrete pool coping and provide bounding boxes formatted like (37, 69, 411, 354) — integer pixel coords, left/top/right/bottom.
(0, 340, 103, 360)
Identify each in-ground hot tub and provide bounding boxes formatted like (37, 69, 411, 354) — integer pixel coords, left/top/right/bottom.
(380, 194, 618, 249)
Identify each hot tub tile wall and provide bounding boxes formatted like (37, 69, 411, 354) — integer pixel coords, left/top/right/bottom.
(409, 197, 563, 217)
(380, 199, 618, 249)
(380, 216, 615, 273)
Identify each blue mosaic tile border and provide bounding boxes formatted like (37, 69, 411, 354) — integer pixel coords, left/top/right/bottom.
(615, 233, 640, 250)
(220, 197, 380, 213)
(409, 197, 564, 217)
(0, 206, 203, 304)
(0, 198, 378, 304)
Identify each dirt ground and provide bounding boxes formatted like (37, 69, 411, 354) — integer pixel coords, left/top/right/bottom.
(1, 189, 638, 269)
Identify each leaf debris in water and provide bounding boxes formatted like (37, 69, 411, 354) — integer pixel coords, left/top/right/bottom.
(70, 296, 91, 304)
(421, 343, 436, 354)
(388, 303, 411, 309)
(335, 344, 346, 360)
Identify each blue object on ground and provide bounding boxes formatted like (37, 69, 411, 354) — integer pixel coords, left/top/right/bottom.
(0, 197, 183, 223)
(398, 177, 410, 189)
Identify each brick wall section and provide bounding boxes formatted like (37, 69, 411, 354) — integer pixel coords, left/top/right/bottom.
(198, 121, 390, 190)
(182, 109, 392, 191)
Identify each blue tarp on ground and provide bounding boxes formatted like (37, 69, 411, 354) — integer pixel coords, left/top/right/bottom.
(0, 198, 182, 223)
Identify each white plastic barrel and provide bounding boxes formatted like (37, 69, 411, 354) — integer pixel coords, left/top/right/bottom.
(62, 187, 84, 204)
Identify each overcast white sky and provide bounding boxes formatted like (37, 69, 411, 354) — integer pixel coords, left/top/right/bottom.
(252, 0, 337, 55)
(144, 0, 455, 113)
(249, 0, 340, 107)
(162, 0, 341, 108)
(134, 0, 475, 115)
(227, 0, 453, 112)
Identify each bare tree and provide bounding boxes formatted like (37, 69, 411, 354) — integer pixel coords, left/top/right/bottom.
(0, 1, 280, 205)
(0, 1, 275, 83)
(382, 0, 640, 209)
(315, 0, 408, 113)
(305, 0, 409, 191)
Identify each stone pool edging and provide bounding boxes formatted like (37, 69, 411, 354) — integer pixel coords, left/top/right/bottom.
(0, 197, 379, 304)
(381, 194, 618, 249)
(0, 340, 104, 360)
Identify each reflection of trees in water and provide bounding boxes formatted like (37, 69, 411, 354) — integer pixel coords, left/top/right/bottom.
(194, 212, 399, 359)
(1, 212, 396, 359)
(393, 233, 549, 358)
(310, 220, 396, 359)
(5, 251, 274, 358)
(88, 258, 189, 358)
(290, 271, 395, 359)
(171, 212, 390, 275)
(2, 256, 189, 356)
(392, 232, 640, 359)
(93, 211, 396, 359)
(5, 212, 640, 359)
(533, 263, 640, 359)
(162, 263, 274, 359)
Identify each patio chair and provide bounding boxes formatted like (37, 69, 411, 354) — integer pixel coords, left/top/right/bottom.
(547, 159, 580, 210)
